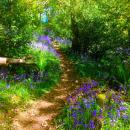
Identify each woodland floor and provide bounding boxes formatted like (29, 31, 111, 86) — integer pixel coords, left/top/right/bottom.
(12, 44, 88, 130)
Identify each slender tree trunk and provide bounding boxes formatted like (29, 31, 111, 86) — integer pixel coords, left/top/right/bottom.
(71, 14, 80, 53)
(70, 0, 80, 53)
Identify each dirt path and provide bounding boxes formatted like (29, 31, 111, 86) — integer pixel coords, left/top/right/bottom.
(12, 44, 87, 130)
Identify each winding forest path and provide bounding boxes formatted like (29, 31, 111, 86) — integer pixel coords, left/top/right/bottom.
(12, 44, 87, 130)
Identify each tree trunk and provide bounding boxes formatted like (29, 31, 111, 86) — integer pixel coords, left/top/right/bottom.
(71, 15, 80, 53)
(70, 0, 80, 53)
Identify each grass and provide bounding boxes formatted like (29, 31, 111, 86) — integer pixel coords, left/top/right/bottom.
(0, 81, 31, 106)
(0, 48, 61, 128)
(0, 77, 60, 108)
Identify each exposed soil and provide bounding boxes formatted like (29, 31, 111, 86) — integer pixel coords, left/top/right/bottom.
(12, 44, 88, 130)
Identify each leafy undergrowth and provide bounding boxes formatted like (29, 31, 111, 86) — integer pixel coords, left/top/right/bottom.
(0, 49, 61, 128)
(56, 80, 130, 130)
(56, 43, 130, 130)
(59, 44, 130, 98)
(59, 44, 101, 79)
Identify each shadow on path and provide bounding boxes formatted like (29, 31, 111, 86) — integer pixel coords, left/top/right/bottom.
(12, 44, 88, 130)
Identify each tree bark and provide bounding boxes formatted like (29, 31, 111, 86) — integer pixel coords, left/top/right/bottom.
(71, 15, 80, 53)
(70, 0, 80, 53)
(0, 57, 34, 65)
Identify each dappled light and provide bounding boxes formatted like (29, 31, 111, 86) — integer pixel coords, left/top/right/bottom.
(0, 0, 130, 130)
(12, 46, 86, 130)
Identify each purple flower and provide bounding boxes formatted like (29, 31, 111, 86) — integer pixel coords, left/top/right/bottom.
(99, 109, 102, 114)
(117, 110, 120, 117)
(122, 115, 128, 119)
(109, 106, 113, 110)
(92, 110, 97, 117)
(99, 114, 103, 118)
(67, 97, 70, 103)
(119, 85, 123, 91)
(72, 111, 77, 119)
(89, 120, 95, 129)
(69, 106, 73, 110)
(92, 91, 96, 96)
(55, 37, 72, 45)
(83, 84, 87, 88)
(85, 104, 91, 108)
(92, 80, 98, 87)
(31, 41, 60, 57)
(42, 44, 49, 51)
(108, 112, 113, 119)
(75, 105, 81, 109)
(74, 118, 79, 127)
(38, 35, 51, 44)
(87, 83, 92, 89)
(119, 106, 127, 111)
(82, 98, 88, 104)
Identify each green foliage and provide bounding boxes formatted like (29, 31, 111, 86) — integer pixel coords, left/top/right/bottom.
(48, 0, 130, 56)
(0, 49, 61, 119)
(61, 46, 130, 94)
(0, 81, 31, 107)
(100, 53, 130, 84)
(102, 102, 130, 130)
(61, 48, 99, 79)
(28, 48, 61, 83)
(0, 0, 41, 57)
(47, 0, 71, 38)
(30, 49, 47, 71)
